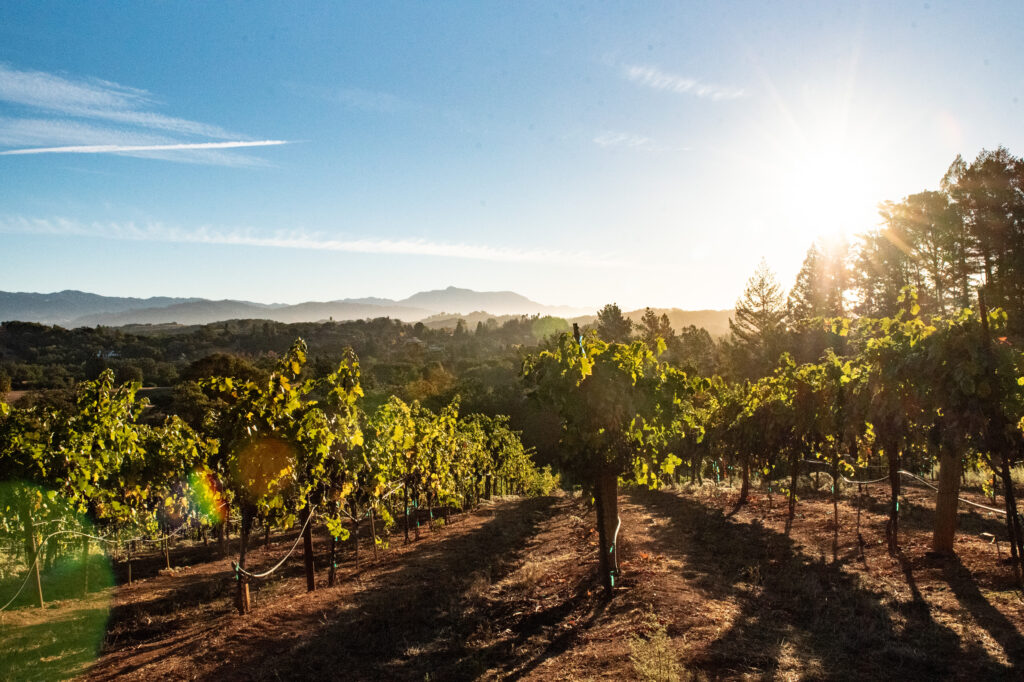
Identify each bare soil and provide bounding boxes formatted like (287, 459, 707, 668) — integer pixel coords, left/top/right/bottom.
(1, 481, 1022, 681)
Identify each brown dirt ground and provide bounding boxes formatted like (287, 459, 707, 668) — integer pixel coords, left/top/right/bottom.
(1, 481, 1022, 681)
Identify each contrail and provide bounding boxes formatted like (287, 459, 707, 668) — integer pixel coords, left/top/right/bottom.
(0, 140, 290, 155)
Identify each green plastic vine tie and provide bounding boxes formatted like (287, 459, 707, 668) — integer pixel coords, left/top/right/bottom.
(610, 572, 615, 587)
(233, 564, 239, 582)
(896, 500, 900, 512)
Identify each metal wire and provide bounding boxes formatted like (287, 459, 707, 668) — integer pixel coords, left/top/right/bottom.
(898, 470, 1007, 516)
(232, 505, 317, 580)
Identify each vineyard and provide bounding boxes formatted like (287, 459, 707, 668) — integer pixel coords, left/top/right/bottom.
(2, 289, 1024, 679)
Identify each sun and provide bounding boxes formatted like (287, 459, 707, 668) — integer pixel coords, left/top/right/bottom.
(779, 141, 880, 243)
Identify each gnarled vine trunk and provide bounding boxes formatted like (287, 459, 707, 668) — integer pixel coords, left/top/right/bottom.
(592, 467, 619, 596)
(998, 450, 1023, 584)
(932, 438, 962, 554)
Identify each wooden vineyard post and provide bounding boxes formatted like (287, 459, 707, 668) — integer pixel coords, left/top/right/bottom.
(832, 448, 840, 563)
(856, 483, 862, 540)
(738, 455, 750, 505)
(31, 528, 43, 608)
(301, 505, 315, 592)
(353, 517, 360, 571)
(235, 505, 253, 615)
(885, 435, 901, 555)
(82, 535, 90, 596)
(19, 502, 44, 609)
(328, 535, 338, 587)
(403, 483, 410, 544)
(369, 509, 378, 561)
(414, 498, 421, 540)
(163, 527, 171, 570)
(238, 581, 251, 615)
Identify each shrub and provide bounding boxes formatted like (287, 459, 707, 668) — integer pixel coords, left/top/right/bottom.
(629, 615, 680, 682)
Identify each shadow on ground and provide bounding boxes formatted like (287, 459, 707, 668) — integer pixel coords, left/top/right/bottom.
(200, 496, 564, 681)
(633, 488, 1023, 681)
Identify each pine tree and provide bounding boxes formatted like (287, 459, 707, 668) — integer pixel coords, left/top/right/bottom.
(728, 259, 786, 377)
(788, 240, 848, 321)
(596, 303, 633, 343)
(638, 308, 674, 351)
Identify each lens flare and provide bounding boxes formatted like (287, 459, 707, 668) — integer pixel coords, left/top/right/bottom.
(233, 438, 295, 499)
(0, 481, 113, 679)
(186, 468, 226, 525)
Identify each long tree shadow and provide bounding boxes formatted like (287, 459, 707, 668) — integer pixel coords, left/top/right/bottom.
(101, 525, 345, 648)
(942, 556, 1024, 669)
(197, 495, 561, 681)
(634, 488, 1018, 681)
(858, 493, 1009, 538)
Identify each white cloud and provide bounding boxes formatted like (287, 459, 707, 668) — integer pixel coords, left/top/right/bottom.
(0, 64, 236, 137)
(0, 140, 289, 155)
(592, 130, 691, 153)
(0, 64, 288, 164)
(593, 131, 653, 149)
(625, 64, 745, 101)
(0, 117, 171, 148)
(0, 217, 625, 267)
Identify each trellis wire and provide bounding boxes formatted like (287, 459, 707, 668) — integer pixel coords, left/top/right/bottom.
(232, 505, 317, 580)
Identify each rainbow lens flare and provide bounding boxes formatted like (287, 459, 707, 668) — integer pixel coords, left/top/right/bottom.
(186, 468, 226, 525)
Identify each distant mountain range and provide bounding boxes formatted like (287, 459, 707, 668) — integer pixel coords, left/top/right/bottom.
(0, 287, 733, 337)
(0, 287, 589, 327)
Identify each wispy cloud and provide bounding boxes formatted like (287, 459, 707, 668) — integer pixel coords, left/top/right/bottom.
(625, 64, 745, 101)
(0, 64, 288, 163)
(592, 130, 690, 153)
(594, 131, 653, 149)
(0, 217, 624, 267)
(0, 140, 289, 155)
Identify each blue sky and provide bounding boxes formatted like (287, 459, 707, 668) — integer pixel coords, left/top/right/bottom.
(1, 2, 1022, 310)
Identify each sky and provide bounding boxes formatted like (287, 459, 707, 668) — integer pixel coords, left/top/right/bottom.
(1, 1, 1022, 311)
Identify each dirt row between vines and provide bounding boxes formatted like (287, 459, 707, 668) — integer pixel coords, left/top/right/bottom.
(2, 484, 1023, 680)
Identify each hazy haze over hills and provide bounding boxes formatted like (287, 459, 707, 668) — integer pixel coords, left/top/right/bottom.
(0, 287, 733, 336)
(0, 290, 203, 326)
(0, 287, 589, 327)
